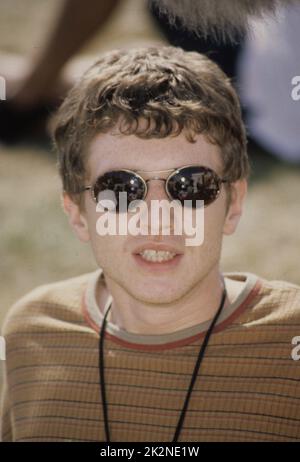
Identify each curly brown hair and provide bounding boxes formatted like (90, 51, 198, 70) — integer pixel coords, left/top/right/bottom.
(52, 46, 249, 208)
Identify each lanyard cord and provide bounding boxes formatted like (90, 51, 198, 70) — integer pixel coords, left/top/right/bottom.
(98, 284, 227, 442)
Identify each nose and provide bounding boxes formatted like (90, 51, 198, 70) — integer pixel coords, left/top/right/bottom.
(145, 178, 169, 203)
(137, 179, 178, 236)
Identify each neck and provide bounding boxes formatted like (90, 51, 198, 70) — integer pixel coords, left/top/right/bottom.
(97, 267, 231, 336)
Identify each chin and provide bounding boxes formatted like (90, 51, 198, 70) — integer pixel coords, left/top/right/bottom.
(151, 0, 286, 41)
(133, 290, 184, 306)
(127, 278, 186, 305)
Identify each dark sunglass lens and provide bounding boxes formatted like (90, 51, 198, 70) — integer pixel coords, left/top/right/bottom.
(167, 166, 221, 207)
(93, 171, 146, 211)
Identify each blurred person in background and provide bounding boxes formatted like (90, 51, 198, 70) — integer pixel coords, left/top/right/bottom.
(0, 0, 295, 145)
(0, 0, 122, 143)
(237, 2, 300, 163)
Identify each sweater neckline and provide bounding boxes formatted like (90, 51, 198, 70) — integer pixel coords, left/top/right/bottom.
(82, 268, 262, 351)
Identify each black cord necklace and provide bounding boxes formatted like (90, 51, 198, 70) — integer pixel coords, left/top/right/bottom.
(98, 284, 227, 442)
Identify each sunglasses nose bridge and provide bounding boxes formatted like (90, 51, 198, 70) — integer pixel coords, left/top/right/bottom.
(145, 177, 166, 196)
(143, 177, 170, 203)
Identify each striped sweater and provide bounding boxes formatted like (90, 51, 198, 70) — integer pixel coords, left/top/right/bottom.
(1, 269, 300, 442)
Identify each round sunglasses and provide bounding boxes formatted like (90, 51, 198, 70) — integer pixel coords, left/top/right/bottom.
(82, 165, 229, 211)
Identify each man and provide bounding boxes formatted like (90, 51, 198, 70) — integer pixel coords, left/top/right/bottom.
(1, 46, 300, 442)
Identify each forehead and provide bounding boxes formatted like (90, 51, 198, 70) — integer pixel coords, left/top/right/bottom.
(86, 129, 223, 181)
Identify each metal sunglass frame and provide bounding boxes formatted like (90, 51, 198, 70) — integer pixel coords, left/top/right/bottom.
(82, 164, 230, 206)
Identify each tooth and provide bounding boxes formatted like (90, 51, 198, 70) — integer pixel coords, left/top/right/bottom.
(139, 249, 177, 262)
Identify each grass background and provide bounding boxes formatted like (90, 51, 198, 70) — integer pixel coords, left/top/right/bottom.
(1, 0, 300, 391)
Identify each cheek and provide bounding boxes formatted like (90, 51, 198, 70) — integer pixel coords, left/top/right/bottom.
(89, 233, 127, 270)
(203, 198, 226, 241)
(84, 208, 124, 262)
(179, 203, 225, 271)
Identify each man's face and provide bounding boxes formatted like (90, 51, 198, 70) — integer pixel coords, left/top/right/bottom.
(65, 129, 246, 305)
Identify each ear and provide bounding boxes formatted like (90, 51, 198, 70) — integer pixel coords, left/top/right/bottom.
(223, 179, 247, 235)
(62, 192, 90, 242)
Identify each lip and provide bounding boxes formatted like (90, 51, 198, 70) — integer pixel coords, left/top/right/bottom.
(132, 243, 184, 255)
(132, 253, 183, 272)
(132, 242, 184, 272)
